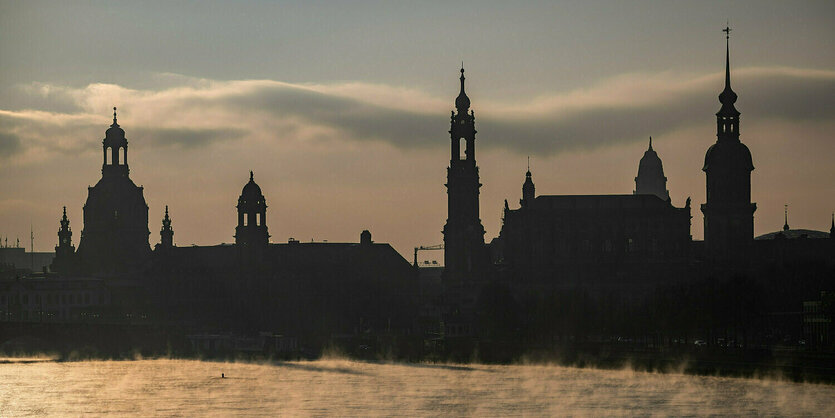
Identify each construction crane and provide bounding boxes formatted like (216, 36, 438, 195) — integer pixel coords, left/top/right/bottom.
(413, 244, 444, 267)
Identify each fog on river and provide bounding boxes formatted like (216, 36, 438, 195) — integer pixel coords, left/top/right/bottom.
(1, 358, 833, 416)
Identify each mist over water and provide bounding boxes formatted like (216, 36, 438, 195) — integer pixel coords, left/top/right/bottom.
(1, 358, 833, 416)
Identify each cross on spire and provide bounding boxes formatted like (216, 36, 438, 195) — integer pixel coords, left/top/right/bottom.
(723, 24, 731, 40)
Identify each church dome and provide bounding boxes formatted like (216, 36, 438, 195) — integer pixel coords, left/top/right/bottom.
(239, 171, 265, 204)
(703, 140, 753, 172)
(105, 107, 125, 139)
(637, 141, 664, 179)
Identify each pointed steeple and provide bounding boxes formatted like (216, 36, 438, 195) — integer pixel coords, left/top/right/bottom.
(783, 204, 790, 231)
(54, 205, 75, 269)
(455, 66, 471, 112)
(159, 205, 173, 249)
(718, 26, 739, 117)
(521, 160, 535, 208)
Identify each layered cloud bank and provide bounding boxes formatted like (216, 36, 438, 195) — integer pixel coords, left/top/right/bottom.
(2, 66, 834, 163)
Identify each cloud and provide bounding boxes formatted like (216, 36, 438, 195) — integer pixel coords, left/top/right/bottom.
(0, 132, 21, 158)
(1, 67, 833, 159)
(135, 127, 246, 149)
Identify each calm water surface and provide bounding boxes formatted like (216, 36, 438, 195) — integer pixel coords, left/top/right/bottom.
(1, 358, 833, 416)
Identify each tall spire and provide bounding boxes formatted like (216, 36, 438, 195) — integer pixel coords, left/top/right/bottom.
(783, 204, 790, 231)
(718, 26, 738, 110)
(455, 66, 471, 111)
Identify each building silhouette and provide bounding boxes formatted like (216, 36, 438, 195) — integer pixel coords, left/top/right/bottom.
(443, 67, 488, 286)
(634, 137, 670, 201)
(700, 29, 756, 263)
(75, 108, 151, 274)
(1, 29, 831, 357)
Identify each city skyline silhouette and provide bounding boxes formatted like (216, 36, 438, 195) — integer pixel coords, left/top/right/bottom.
(1, 2, 833, 262)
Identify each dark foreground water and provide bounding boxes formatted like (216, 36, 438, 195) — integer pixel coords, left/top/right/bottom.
(1, 357, 833, 416)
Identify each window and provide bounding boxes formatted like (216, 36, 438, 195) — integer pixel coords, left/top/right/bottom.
(106, 147, 112, 165)
(459, 138, 466, 160)
(255, 213, 261, 226)
(120, 147, 126, 165)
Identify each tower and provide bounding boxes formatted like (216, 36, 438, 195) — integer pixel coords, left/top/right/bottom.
(56, 206, 74, 256)
(443, 67, 486, 282)
(52, 206, 76, 272)
(76, 108, 151, 274)
(102, 107, 129, 178)
(159, 205, 174, 249)
(634, 136, 670, 201)
(521, 158, 535, 208)
(235, 171, 269, 247)
(700, 28, 756, 261)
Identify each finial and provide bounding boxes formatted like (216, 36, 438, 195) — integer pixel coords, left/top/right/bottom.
(783, 204, 789, 231)
(165, 205, 169, 216)
(648, 136, 653, 151)
(249, 170, 254, 181)
(723, 22, 731, 40)
(112, 106, 118, 125)
(527, 156, 530, 172)
(63, 206, 67, 216)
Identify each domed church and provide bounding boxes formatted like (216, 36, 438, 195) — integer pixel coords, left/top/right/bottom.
(75, 108, 151, 274)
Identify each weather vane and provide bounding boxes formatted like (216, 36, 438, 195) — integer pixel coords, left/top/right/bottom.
(723, 23, 731, 40)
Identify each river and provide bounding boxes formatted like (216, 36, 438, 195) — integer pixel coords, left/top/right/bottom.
(1, 357, 833, 416)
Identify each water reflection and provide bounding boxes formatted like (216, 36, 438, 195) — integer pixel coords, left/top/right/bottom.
(0, 359, 832, 416)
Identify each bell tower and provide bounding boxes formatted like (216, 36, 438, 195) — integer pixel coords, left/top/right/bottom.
(52, 206, 76, 272)
(235, 171, 269, 247)
(521, 158, 535, 208)
(443, 67, 486, 282)
(159, 205, 174, 249)
(701, 27, 756, 261)
(102, 107, 129, 178)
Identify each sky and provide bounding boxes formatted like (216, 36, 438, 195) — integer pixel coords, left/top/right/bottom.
(1, 1, 833, 261)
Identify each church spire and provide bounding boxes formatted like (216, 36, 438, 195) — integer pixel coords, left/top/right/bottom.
(521, 158, 535, 208)
(783, 204, 790, 231)
(159, 205, 174, 249)
(455, 66, 471, 112)
(716, 25, 740, 142)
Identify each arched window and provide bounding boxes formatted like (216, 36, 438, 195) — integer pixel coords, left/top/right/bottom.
(459, 138, 466, 160)
(120, 147, 127, 165)
(255, 213, 261, 226)
(106, 147, 112, 165)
